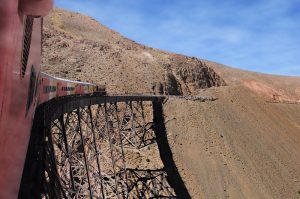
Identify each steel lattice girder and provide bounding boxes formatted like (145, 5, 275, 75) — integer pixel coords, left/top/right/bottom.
(43, 100, 177, 199)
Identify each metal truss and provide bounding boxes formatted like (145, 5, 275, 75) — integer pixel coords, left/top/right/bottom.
(127, 169, 176, 198)
(42, 100, 177, 198)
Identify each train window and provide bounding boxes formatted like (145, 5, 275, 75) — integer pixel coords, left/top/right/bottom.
(34, 73, 40, 99)
(21, 16, 34, 78)
(26, 66, 36, 116)
(63, 87, 74, 91)
(43, 86, 57, 93)
(62, 87, 75, 91)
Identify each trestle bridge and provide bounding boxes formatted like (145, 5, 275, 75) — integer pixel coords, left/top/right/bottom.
(19, 95, 190, 199)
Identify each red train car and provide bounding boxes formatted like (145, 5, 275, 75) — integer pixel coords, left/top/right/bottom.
(57, 80, 74, 97)
(0, 1, 53, 198)
(38, 72, 58, 104)
(0, 1, 107, 198)
(53, 75, 94, 96)
(38, 72, 100, 104)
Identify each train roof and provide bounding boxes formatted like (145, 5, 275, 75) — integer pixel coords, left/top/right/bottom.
(40, 72, 95, 86)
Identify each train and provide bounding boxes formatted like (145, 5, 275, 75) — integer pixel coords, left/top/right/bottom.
(0, 1, 105, 198)
(38, 72, 106, 104)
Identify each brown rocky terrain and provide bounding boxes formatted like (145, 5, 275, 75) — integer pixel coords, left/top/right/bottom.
(42, 8, 226, 96)
(204, 61, 300, 102)
(164, 86, 300, 199)
(43, 8, 300, 199)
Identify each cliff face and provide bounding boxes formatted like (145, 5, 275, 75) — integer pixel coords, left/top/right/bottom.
(43, 8, 300, 199)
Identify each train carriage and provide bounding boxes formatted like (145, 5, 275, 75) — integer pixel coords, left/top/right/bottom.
(0, 1, 107, 198)
(0, 1, 53, 198)
(39, 72, 102, 103)
(55, 77, 77, 97)
(38, 72, 58, 104)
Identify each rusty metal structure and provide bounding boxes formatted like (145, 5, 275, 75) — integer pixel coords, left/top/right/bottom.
(19, 95, 190, 198)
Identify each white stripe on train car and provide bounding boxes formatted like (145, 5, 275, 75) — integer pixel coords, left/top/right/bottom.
(41, 72, 94, 86)
(67, 82, 75, 95)
(49, 78, 56, 100)
(67, 82, 71, 95)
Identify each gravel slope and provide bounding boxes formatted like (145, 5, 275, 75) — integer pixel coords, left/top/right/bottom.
(164, 86, 300, 199)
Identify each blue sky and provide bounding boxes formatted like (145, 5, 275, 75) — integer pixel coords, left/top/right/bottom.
(55, 0, 300, 76)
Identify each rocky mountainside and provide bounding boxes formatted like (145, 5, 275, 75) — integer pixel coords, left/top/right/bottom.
(42, 9, 300, 102)
(42, 8, 226, 95)
(43, 8, 300, 199)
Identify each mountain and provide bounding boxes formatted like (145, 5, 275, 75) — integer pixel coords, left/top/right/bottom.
(43, 8, 300, 199)
(42, 8, 225, 95)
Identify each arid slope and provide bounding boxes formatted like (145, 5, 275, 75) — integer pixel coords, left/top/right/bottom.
(164, 86, 300, 199)
(205, 60, 300, 102)
(43, 8, 300, 199)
